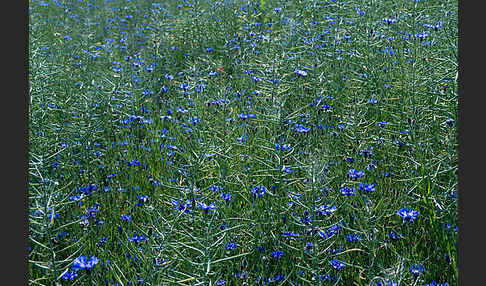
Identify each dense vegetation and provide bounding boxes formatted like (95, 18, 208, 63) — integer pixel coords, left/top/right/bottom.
(29, 0, 458, 285)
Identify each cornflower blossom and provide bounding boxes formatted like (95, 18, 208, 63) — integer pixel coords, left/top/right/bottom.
(197, 201, 216, 211)
(359, 183, 376, 193)
(72, 256, 99, 271)
(348, 168, 365, 179)
(397, 207, 419, 222)
(340, 187, 356, 196)
(329, 259, 345, 270)
(409, 264, 424, 277)
(271, 250, 284, 259)
(295, 69, 307, 76)
(251, 185, 268, 197)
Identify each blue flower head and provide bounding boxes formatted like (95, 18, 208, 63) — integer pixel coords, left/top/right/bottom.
(409, 264, 424, 277)
(397, 207, 419, 222)
(295, 69, 307, 76)
(128, 233, 147, 244)
(340, 187, 356, 196)
(348, 168, 365, 179)
(172, 200, 192, 213)
(359, 183, 376, 193)
(423, 281, 449, 286)
(281, 231, 300, 239)
(72, 256, 99, 272)
(221, 192, 232, 202)
(416, 32, 428, 40)
(445, 118, 454, 127)
(271, 250, 284, 259)
(226, 242, 237, 250)
(62, 270, 78, 280)
(330, 259, 345, 270)
(292, 124, 311, 133)
(382, 17, 397, 24)
(376, 280, 398, 286)
(251, 185, 268, 197)
(121, 214, 131, 221)
(197, 201, 216, 211)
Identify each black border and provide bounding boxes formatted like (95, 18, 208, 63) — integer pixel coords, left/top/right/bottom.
(458, 0, 479, 285)
(7, 0, 29, 284)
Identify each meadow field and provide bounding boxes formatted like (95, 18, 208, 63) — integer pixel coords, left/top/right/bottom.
(28, 0, 458, 285)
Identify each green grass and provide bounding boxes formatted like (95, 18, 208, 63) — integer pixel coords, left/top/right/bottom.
(29, 0, 458, 285)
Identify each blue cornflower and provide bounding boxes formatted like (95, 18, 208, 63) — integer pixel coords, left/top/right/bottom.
(305, 242, 314, 251)
(318, 224, 341, 239)
(61, 270, 78, 280)
(121, 214, 131, 221)
(282, 166, 294, 173)
(176, 107, 189, 113)
(128, 234, 147, 243)
(281, 231, 300, 238)
(251, 185, 268, 197)
(388, 230, 402, 240)
(72, 256, 99, 271)
(172, 200, 192, 213)
(251, 76, 262, 82)
(359, 183, 376, 193)
(179, 83, 190, 91)
(209, 185, 222, 192)
(397, 207, 419, 222)
(409, 264, 424, 277)
(275, 143, 291, 151)
(382, 17, 397, 24)
(70, 194, 83, 202)
(221, 192, 232, 202)
(315, 205, 337, 216)
(226, 242, 237, 250)
(329, 259, 345, 270)
(271, 250, 284, 259)
(189, 117, 200, 124)
(383, 171, 393, 177)
(197, 201, 216, 211)
(445, 118, 454, 127)
(165, 74, 174, 80)
(345, 157, 354, 163)
(97, 237, 108, 246)
(376, 280, 398, 286)
(359, 148, 373, 157)
(268, 274, 286, 282)
(47, 211, 60, 221)
(142, 89, 154, 95)
(422, 281, 449, 286)
(340, 187, 356, 196)
(137, 195, 149, 206)
(348, 168, 365, 179)
(345, 233, 363, 242)
(367, 97, 378, 104)
(416, 32, 428, 40)
(292, 124, 310, 133)
(301, 215, 312, 224)
(55, 232, 68, 241)
(376, 121, 390, 127)
(295, 69, 307, 76)
(238, 112, 256, 120)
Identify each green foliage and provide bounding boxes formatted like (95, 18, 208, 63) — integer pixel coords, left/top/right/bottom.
(29, 0, 457, 285)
